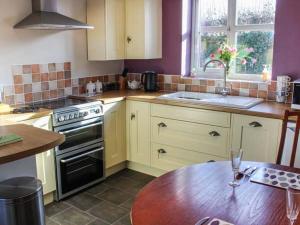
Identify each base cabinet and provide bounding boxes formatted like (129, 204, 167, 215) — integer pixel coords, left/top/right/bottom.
(22, 117, 56, 195)
(126, 100, 151, 166)
(231, 114, 282, 163)
(104, 101, 126, 168)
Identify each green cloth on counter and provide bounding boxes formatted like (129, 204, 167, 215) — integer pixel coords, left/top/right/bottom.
(0, 134, 23, 146)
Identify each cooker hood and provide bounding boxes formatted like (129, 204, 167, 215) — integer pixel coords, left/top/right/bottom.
(14, 0, 94, 30)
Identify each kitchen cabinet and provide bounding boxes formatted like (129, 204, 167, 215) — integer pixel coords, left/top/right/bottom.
(231, 114, 282, 163)
(87, 0, 125, 60)
(126, 100, 151, 166)
(125, 0, 162, 59)
(104, 101, 126, 168)
(22, 117, 56, 195)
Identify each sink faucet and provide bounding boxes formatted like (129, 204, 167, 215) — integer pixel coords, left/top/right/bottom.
(203, 59, 230, 96)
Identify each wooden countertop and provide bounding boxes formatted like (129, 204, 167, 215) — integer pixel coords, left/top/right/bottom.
(71, 90, 292, 120)
(0, 124, 64, 164)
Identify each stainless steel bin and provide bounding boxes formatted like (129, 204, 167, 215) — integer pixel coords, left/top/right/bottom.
(0, 177, 45, 225)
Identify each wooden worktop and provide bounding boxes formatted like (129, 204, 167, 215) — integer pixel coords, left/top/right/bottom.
(0, 124, 64, 164)
(71, 90, 292, 120)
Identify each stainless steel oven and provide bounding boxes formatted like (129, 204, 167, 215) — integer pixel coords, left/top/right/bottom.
(54, 117, 103, 155)
(56, 143, 105, 199)
(51, 100, 105, 200)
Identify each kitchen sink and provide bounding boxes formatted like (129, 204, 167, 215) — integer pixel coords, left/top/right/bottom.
(157, 92, 264, 109)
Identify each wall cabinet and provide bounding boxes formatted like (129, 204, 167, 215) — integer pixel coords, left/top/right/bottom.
(104, 101, 126, 168)
(126, 100, 151, 166)
(87, 0, 125, 60)
(125, 0, 162, 59)
(231, 114, 282, 163)
(87, 0, 162, 60)
(22, 117, 56, 195)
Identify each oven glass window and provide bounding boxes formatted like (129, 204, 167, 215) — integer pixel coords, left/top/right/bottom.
(60, 148, 104, 194)
(59, 122, 102, 150)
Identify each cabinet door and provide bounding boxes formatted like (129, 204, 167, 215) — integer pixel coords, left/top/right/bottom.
(87, 0, 125, 60)
(32, 117, 56, 195)
(231, 114, 282, 163)
(125, 0, 145, 59)
(104, 101, 126, 168)
(127, 101, 151, 165)
(105, 0, 125, 59)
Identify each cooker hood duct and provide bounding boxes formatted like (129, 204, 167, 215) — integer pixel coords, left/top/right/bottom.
(14, 0, 94, 30)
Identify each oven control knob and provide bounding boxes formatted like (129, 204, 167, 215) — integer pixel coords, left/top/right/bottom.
(58, 116, 64, 122)
(79, 112, 83, 117)
(95, 109, 100, 114)
(74, 113, 78, 118)
(84, 111, 89, 116)
(69, 114, 74, 119)
(64, 115, 68, 121)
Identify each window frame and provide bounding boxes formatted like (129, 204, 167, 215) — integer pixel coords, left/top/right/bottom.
(191, 0, 275, 81)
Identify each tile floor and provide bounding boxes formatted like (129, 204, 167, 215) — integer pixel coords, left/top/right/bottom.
(45, 169, 155, 225)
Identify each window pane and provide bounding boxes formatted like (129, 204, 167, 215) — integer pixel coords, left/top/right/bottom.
(200, 32, 227, 67)
(199, 0, 228, 27)
(236, 31, 274, 74)
(236, 0, 276, 25)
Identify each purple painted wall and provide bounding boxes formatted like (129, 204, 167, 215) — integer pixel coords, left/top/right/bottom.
(124, 0, 182, 75)
(272, 0, 300, 80)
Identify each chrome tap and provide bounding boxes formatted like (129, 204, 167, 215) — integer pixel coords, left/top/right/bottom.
(203, 59, 230, 96)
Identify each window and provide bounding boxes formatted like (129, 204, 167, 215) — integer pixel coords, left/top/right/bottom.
(191, 0, 276, 81)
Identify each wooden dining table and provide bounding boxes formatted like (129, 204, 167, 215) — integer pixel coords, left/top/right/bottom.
(131, 161, 300, 225)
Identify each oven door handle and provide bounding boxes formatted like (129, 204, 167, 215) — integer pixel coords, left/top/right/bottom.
(60, 147, 104, 163)
(59, 121, 103, 134)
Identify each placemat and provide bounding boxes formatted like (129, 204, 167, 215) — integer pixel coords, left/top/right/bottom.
(250, 167, 300, 190)
(208, 218, 234, 225)
(0, 134, 23, 147)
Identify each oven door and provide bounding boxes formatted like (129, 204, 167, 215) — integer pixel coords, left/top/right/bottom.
(55, 117, 103, 155)
(56, 143, 105, 199)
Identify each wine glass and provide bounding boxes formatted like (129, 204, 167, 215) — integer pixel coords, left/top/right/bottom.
(287, 187, 300, 225)
(229, 149, 243, 187)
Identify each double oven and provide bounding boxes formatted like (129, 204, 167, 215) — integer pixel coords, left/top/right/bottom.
(52, 101, 105, 200)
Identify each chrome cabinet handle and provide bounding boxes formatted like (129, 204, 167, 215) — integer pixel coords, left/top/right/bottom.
(209, 131, 220, 137)
(127, 36, 132, 43)
(131, 113, 135, 120)
(249, 121, 262, 128)
(158, 122, 167, 128)
(158, 149, 167, 154)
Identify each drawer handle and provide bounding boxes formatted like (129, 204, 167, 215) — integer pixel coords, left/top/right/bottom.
(158, 149, 167, 154)
(249, 121, 262, 128)
(131, 113, 135, 120)
(209, 131, 220, 137)
(127, 36, 132, 43)
(158, 122, 167, 128)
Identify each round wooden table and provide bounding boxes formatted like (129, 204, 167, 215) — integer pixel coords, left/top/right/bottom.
(131, 161, 300, 225)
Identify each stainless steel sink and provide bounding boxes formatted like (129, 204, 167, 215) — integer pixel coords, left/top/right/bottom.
(158, 92, 264, 109)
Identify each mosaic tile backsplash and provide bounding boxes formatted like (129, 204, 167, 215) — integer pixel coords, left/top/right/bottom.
(2, 66, 293, 105)
(127, 73, 293, 103)
(3, 62, 119, 105)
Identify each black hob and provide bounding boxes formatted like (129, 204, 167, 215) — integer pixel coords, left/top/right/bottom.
(31, 98, 92, 110)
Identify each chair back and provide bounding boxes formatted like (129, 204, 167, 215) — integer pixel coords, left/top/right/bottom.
(276, 110, 300, 168)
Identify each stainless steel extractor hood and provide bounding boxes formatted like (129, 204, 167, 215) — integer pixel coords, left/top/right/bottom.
(14, 0, 94, 30)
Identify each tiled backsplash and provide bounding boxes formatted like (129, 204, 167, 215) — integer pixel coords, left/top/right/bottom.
(3, 62, 119, 105)
(127, 73, 293, 103)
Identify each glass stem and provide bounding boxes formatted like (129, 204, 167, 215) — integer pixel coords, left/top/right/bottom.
(290, 219, 295, 225)
(233, 170, 236, 184)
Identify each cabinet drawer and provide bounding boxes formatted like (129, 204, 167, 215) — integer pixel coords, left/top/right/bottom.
(151, 117, 230, 158)
(151, 143, 226, 171)
(151, 104, 231, 127)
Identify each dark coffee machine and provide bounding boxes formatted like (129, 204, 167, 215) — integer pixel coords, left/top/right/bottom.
(141, 71, 157, 92)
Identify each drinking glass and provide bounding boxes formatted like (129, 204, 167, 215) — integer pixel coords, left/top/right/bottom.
(229, 149, 243, 187)
(287, 187, 300, 225)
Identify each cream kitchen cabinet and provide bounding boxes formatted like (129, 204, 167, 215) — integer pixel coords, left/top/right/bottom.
(125, 0, 162, 59)
(126, 100, 151, 166)
(21, 116, 56, 195)
(87, 0, 125, 60)
(231, 114, 282, 163)
(104, 101, 126, 168)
